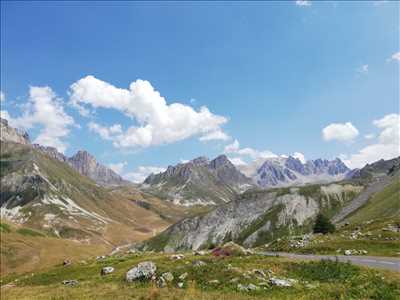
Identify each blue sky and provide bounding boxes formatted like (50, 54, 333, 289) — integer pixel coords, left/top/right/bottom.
(1, 1, 399, 181)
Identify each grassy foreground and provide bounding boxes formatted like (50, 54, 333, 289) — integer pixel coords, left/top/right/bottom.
(1, 251, 399, 300)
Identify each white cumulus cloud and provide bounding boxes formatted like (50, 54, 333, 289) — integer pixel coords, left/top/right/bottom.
(344, 114, 400, 168)
(322, 122, 359, 142)
(295, 0, 311, 6)
(199, 130, 230, 142)
(70, 75, 228, 148)
(2, 86, 75, 153)
(388, 52, 400, 62)
(108, 161, 127, 174)
(224, 139, 277, 160)
(124, 166, 166, 183)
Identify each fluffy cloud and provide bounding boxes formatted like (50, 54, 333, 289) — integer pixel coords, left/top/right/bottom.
(322, 122, 359, 142)
(364, 133, 375, 140)
(344, 114, 399, 168)
(295, 0, 311, 6)
(228, 157, 247, 166)
(2, 86, 74, 153)
(124, 166, 166, 183)
(70, 76, 228, 148)
(388, 52, 400, 62)
(357, 64, 368, 74)
(108, 161, 127, 174)
(0, 91, 4, 102)
(224, 139, 278, 160)
(199, 130, 230, 142)
(293, 152, 306, 164)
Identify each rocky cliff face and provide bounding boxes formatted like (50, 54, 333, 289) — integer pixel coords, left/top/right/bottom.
(68, 150, 127, 186)
(0, 117, 30, 145)
(142, 183, 362, 252)
(143, 155, 253, 206)
(254, 157, 350, 188)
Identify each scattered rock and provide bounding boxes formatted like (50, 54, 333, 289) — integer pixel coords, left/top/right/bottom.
(62, 279, 78, 286)
(194, 250, 206, 256)
(126, 261, 157, 282)
(252, 269, 266, 278)
(192, 260, 207, 267)
(101, 266, 114, 276)
(209, 279, 220, 284)
(344, 250, 353, 256)
(178, 282, 184, 288)
(63, 259, 71, 266)
(96, 255, 107, 260)
(230, 277, 239, 283)
(170, 254, 185, 260)
(157, 276, 166, 288)
(161, 272, 174, 282)
(269, 277, 296, 287)
(179, 272, 188, 280)
(237, 283, 260, 291)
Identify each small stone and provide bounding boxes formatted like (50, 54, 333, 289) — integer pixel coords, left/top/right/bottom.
(192, 260, 206, 267)
(101, 266, 114, 276)
(170, 254, 185, 260)
(62, 279, 78, 286)
(161, 272, 174, 282)
(209, 279, 220, 284)
(179, 272, 188, 280)
(178, 282, 184, 288)
(63, 259, 71, 266)
(269, 277, 293, 287)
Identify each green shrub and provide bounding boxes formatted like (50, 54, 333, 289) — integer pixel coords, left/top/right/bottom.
(0, 222, 11, 233)
(313, 213, 335, 234)
(16, 228, 45, 237)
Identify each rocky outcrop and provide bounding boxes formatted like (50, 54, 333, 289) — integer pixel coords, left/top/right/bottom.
(142, 182, 361, 252)
(68, 150, 127, 186)
(126, 261, 157, 282)
(32, 144, 68, 162)
(0, 117, 30, 145)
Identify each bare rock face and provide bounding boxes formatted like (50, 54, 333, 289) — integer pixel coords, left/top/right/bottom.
(68, 150, 127, 186)
(0, 118, 30, 145)
(143, 155, 253, 206)
(126, 261, 157, 282)
(32, 144, 68, 162)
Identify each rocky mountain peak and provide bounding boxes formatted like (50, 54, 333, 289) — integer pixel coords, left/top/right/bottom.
(0, 117, 30, 145)
(190, 156, 209, 165)
(209, 154, 231, 169)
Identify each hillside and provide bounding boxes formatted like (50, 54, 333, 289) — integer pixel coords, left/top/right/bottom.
(0, 142, 178, 274)
(141, 182, 363, 252)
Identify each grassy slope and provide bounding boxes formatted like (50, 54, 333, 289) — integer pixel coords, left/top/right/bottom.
(345, 174, 400, 224)
(267, 175, 400, 256)
(0, 221, 108, 275)
(0, 142, 175, 275)
(1, 252, 399, 300)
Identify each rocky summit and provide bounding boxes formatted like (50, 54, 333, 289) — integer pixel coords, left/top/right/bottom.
(253, 156, 350, 188)
(0, 117, 30, 145)
(143, 155, 253, 206)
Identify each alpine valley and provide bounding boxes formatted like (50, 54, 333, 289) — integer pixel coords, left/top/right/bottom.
(1, 117, 399, 299)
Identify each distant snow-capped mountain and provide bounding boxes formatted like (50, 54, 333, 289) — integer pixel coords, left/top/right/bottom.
(245, 156, 350, 188)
